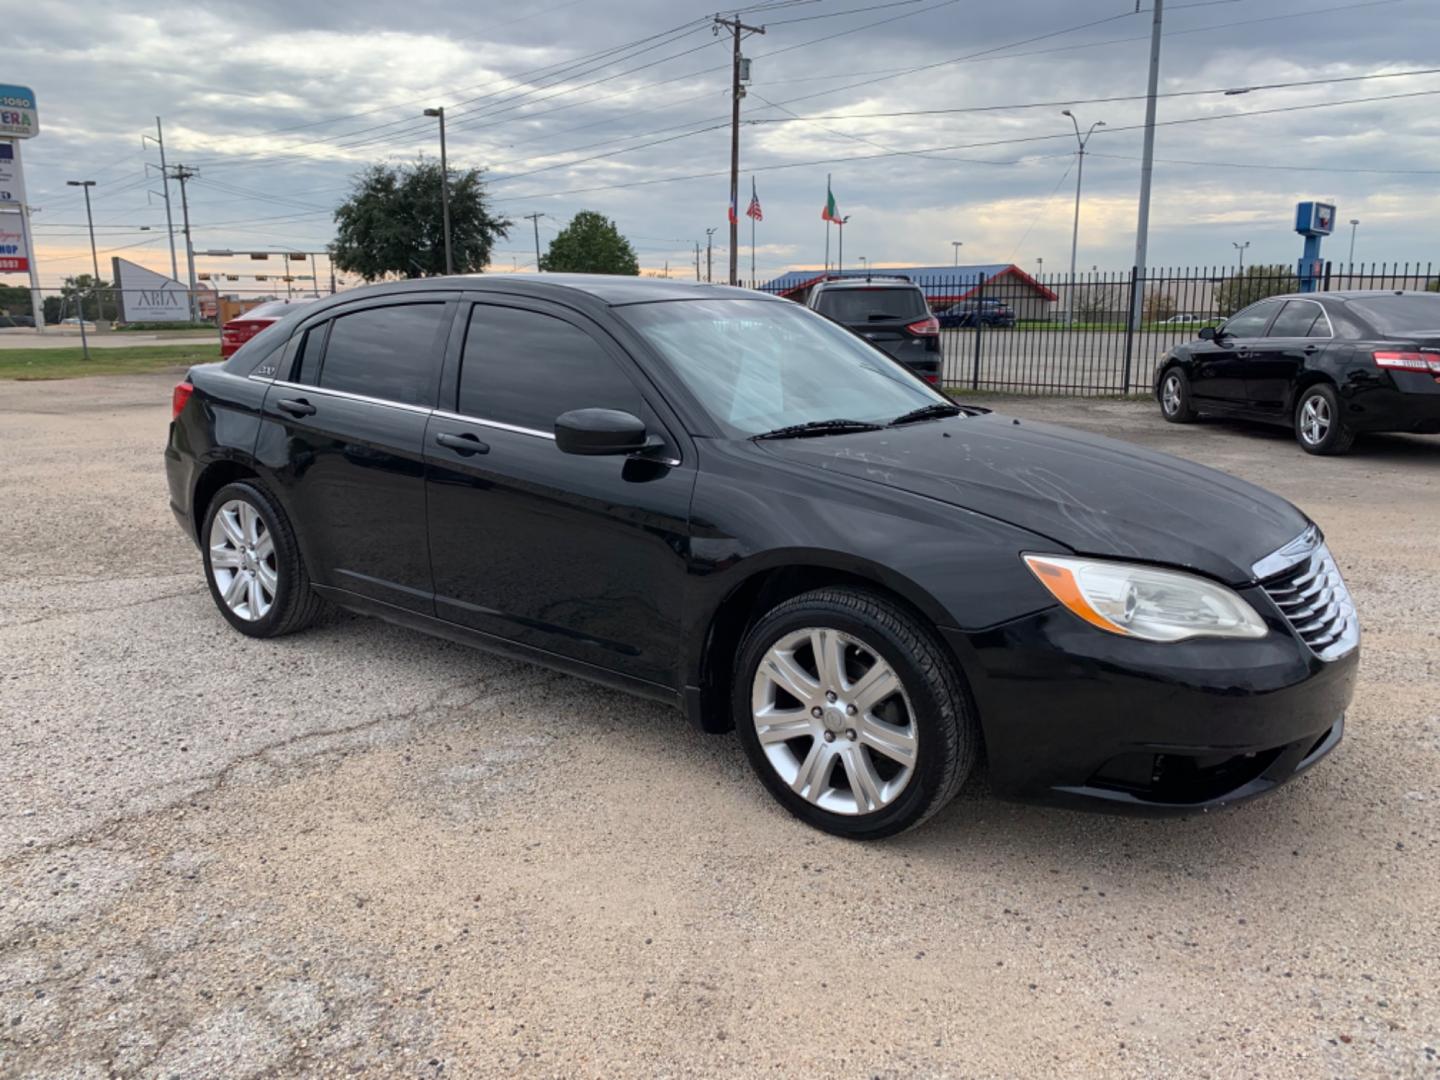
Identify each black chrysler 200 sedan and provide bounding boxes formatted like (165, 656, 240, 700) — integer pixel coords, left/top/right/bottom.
(166, 275, 1359, 838)
(1155, 290, 1440, 454)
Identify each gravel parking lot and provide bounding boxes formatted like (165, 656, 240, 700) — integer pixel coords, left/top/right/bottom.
(2, 371, 1437, 1078)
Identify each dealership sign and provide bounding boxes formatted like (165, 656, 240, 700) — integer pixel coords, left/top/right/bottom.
(0, 216, 27, 272)
(111, 256, 191, 322)
(0, 141, 25, 206)
(0, 85, 38, 139)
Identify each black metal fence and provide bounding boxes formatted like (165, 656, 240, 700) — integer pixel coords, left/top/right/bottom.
(749, 261, 1437, 396)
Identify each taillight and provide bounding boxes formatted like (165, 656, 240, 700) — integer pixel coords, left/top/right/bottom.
(923, 373, 940, 385)
(1373, 350, 1440, 373)
(172, 381, 194, 420)
(906, 315, 940, 337)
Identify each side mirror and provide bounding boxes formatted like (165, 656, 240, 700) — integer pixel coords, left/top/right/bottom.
(1197, 326, 1218, 341)
(554, 408, 652, 456)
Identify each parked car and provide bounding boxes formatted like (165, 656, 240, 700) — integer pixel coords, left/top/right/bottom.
(1156, 291, 1440, 454)
(59, 317, 97, 330)
(936, 298, 1016, 329)
(220, 299, 318, 358)
(1161, 313, 1202, 325)
(168, 275, 1357, 838)
(804, 276, 941, 384)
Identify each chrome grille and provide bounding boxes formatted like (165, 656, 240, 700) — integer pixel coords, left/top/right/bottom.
(1259, 542, 1358, 661)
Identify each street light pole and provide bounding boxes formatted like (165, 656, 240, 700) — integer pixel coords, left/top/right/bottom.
(1347, 219, 1359, 266)
(1061, 110, 1105, 324)
(836, 215, 850, 274)
(1232, 241, 1249, 274)
(705, 227, 717, 283)
(424, 108, 453, 275)
(952, 240, 963, 266)
(66, 180, 101, 323)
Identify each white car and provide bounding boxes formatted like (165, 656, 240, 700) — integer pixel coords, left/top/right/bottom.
(1161, 313, 1201, 325)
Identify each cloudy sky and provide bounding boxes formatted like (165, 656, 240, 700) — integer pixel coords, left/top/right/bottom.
(9, 0, 1440, 291)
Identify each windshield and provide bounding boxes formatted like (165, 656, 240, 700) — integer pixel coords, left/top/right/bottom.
(814, 287, 926, 323)
(619, 298, 948, 437)
(1345, 295, 1440, 336)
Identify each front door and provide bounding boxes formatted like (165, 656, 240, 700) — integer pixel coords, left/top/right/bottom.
(424, 298, 695, 688)
(1188, 298, 1281, 404)
(256, 296, 453, 613)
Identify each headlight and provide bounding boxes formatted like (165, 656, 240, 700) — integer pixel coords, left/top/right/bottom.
(1023, 554, 1268, 642)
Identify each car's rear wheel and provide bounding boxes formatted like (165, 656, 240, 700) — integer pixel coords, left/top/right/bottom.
(1159, 368, 1198, 423)
(733, 587, 978, 839)
(202, 480, 326, 637)
(1295, 384, 1354, 455)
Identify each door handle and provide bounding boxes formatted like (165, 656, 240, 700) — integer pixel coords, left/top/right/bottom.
(276, 397, 316, 417)
(435, 431, 490, 456)
(1303, 345, 1320, 354)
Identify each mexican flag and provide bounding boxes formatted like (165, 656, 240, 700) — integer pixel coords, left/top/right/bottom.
(821, 179, 840, 222)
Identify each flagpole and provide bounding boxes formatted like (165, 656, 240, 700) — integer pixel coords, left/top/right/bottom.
(824, 172, 831, 272)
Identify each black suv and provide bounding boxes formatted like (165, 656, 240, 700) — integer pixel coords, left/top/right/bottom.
(166, 274, 1356, 838)
(805, 276, 941, 384)
(936, 299, 1015, 329)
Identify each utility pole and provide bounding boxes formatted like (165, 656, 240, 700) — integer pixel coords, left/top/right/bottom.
(1130, 0, 1163, 328)
(715, 13, 765, 286)
(1232, 241, 1249, 274)
(695, 242, 701, 281)
(1061, 110, 1105, 325)
(169, 164, 200, 321)
(142, 118, 180, 283)
(524, 212, 544, 271)
(423, 108, 453, 274)
(66, 180, 100, 322)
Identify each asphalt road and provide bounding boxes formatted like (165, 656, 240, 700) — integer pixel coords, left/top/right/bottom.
(2, 373, 1437, 1078)
(0, 330, 219, 351)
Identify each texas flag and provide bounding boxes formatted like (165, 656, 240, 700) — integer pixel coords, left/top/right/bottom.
(727, 189, 738, 225)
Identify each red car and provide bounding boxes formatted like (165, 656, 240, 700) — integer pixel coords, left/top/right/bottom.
(220, 300, 317, 358)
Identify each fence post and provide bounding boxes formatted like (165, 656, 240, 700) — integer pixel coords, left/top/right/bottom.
(970, 271, 983, 390)
(1120, 265, 1138, 395)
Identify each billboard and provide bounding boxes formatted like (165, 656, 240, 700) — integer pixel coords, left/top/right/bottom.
(111, 256, 192, 322)
(0, 85, 38, 139)
(0, 141, 24, 206)
(0, 214, 27, 272)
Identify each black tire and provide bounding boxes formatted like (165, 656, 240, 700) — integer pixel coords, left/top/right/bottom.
(1294, 383, 1354, 455)
(1158, 367, 1198, 423)
(732, 587, 979, 840)
(201, 480, 327, 638)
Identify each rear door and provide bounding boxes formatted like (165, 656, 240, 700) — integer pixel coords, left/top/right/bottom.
(1188, 299, 1280, 404)
(424, 297, 695, 687)
(256, 295, 454, 613)
(1245, 298, 1331, 415)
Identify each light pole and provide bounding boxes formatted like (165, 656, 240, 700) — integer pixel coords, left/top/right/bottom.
(705, 227, 717, 283)
(952, 240, 963, 266)
(1232, 241, 1249, 274)
(858, 256, 868, 277)
(1347, 219, 1359, 266)
(1061, 110, 1104, 325)
(66, 180, 100, 323)
(424, 108, 453, 275)
(836, 215, 850, 274)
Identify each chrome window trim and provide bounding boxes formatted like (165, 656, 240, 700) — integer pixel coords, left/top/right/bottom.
(432, 409, 554, 440)
(268, 379, 434, 415)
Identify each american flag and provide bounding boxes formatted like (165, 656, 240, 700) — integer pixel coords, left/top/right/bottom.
(746, 177, 763, 222)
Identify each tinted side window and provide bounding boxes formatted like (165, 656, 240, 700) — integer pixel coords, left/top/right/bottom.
(1267, 301, 1321, 338)
(1221, 301, 1279, 338)
(458, 305, 641, 432)
(293, 322, 328, 386)
(317, 303, 446, 407)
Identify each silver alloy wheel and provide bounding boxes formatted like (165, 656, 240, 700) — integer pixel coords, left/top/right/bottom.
(751, 626, 917, 815)
(1299, 392, 1331, 445)
(1161, 373, 1182, 415)
(208, 498, 276, 621)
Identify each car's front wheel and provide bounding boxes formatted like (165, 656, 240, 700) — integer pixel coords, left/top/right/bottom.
(733, 587, 979, 839)
(202, 480, 327, 637)
(1159, 368, 1198, 423)
(1295, 384, 1354, 455)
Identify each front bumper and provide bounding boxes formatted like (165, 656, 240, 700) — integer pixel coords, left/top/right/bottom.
(944, 598, 1358, 815)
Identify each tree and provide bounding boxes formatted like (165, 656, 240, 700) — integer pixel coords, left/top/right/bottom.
(540, 211, 639, 275)
(0, 283, 32, 317)
(1215, 264, 1298, 315)
(1143, 287, 1177, 321)
(332, 158, 509, 280)
(53, 275, 118, 322)
(1071, 285, 1116, 322)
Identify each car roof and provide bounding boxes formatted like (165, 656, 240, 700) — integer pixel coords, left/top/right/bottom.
(812, 277, 919, 290)
(299, 273, 774, 309)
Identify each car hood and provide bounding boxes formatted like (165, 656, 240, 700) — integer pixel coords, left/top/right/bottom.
(755, 412, 1308, 584)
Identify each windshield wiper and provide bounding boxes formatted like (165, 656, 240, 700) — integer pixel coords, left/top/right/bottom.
(888, 402, 965, 426)
(752, 418, 886, 441)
